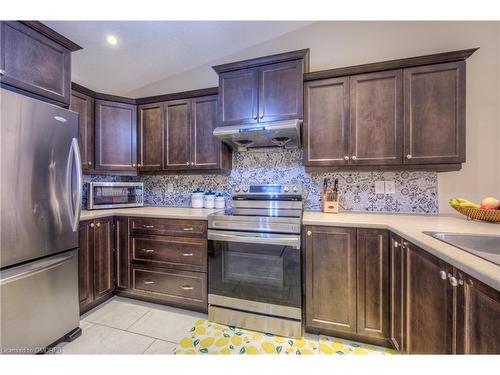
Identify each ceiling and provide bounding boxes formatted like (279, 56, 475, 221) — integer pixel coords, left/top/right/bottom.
(43, 21, 313, 98)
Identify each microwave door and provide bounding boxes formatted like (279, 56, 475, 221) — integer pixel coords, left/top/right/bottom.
(0, 89, 81, 268)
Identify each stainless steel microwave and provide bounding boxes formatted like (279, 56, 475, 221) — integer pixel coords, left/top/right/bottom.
(87, 182, 144, 210)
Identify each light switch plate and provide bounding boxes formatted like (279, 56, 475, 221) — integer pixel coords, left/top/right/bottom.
(385, 181, 396, 194)
(375, 181, 385, 194)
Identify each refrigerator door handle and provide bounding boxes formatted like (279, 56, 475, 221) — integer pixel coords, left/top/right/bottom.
(0, 252, 76, 286)
(66, 138, 83, 232)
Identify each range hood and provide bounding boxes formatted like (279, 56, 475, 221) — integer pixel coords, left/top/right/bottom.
(213, 119, 302, 151)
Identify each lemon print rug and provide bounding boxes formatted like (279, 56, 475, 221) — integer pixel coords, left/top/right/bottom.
(174, 319, 395, 355)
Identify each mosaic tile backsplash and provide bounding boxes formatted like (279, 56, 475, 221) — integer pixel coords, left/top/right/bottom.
(83, 149, 438, 214)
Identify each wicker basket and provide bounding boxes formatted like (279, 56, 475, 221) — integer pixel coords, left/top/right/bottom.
(452, 206, 500, 223)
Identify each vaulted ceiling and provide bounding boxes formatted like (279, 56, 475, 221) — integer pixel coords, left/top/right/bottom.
(43, 21, 314, 97)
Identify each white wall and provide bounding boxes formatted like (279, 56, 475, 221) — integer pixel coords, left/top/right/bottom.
(128, 21, 500, 214)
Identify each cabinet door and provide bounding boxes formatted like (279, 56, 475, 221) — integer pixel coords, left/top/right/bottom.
(218, 68, 259, 126)
(356, 229, 390, 341)
(70, 90, 94, 171)
(389, 233, 404, 352)
(114, 216, 130, 290)
(455, 271, 500, 354)
(303, 77, 350, 167)
(163, 99, 191, 170)
(78, 221, 94, 314)
(305, 226, 357, 335)
(258, 60, 303, 122)
(191, 95, 220, 169)
(404, 242, 454, 354)
(93, 217, 115, 301)
(349, 70, 403, 165)
(138, 103, 163, 171)
(95, 100, 137, 172)
(403, 61, 465, 164)
(0, 21, 71, 105)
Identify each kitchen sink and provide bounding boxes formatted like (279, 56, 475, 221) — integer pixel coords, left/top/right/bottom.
(423, 231, 500, 266)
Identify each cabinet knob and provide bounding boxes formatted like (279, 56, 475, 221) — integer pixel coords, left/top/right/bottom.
(351, 155, 357, 161)
(186, 162, 190, 166)
(344, 156, 350, 161)
(439, 270, 447, 280)
(406, 154, 412, 159)
(448, 275, 463, 287)
(90, 223, 95, 228)
(259, 113, 264, 119)
(132, 163, 136, 167)
(306, 230, 312, 236)
(96, 222, 101, 227)
(191, 162, 194, 166)
(393, 241, 400, 248)
(88, 161, 92, 166)
(0, 69, 5, 76)
(253, 115, 258, 120)
(137, 163, 141, 167)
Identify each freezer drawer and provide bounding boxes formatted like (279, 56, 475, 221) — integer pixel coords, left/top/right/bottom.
(0, 250, 79, 353)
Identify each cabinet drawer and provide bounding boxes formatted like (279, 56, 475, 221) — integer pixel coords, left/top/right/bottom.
(132, 266, 206, 306)
(130, 217, 207, 238)
(131, 235, 206, 272)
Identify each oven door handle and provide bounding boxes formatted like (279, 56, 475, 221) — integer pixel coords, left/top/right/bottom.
(208, 230, 300, 249)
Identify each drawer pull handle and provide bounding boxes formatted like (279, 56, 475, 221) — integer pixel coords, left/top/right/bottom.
(183, 227, 194, 231)
(143, 280, 155, 285)
(181, 285, 193, 290)
(182, 253, 194, 257)
(142, 249, 155, 253)
(143, 225, 155, 228)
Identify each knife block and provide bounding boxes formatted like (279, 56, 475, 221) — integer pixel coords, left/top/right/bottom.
(322, 194, 339, 214)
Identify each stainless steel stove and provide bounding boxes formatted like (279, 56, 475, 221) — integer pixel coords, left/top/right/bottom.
(207, 184, 303, 338)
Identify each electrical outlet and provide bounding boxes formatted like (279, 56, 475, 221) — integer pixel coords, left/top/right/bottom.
(385, 181, 396, 194)
(167, 183, 174, 192)
(375, 180, 385, 194)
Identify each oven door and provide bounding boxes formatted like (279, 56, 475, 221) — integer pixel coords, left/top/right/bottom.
(207, 230, 301, 316)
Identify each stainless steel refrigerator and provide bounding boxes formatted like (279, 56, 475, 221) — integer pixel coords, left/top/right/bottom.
(0, 88, 83, 353)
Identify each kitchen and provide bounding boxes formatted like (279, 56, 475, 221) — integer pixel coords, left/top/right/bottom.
(0, 2, 499, 372)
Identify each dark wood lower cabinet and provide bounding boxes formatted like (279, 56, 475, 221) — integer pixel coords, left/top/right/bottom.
(305, 226, 357, 336)
(404, 242, 454, 354)
(78, 218, 115, 314)
(389, 233, 404, 352)
(455, 271, 500, 354)
(114, 216, 130, 290)
(356, 229, 390, 343)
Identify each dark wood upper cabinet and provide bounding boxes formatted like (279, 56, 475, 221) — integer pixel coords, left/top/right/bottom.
(0, 21, 80, 106)
(218, 68, 259, 126)
(389, 233, 405, 352)
(78, 221, 94, 314)
(305, 226, 357, 336)
(356, 229, 390, 342)
(163, 99, 191, 170)
(455, 271, 500, 354)
(403, 61, 465, 164)
(70, 90, 94, 171)
(138, 102, 163, 171)
(93, 217, 114, 301)
(258, 60, 303, 122)
(95, 99, 137, 172)
(214, 49, 309, 127)
(349, 70, 402, 165)
(303, 77, 350, 167)
(192, 95, 220, 169)
(404, 242, 454, 354)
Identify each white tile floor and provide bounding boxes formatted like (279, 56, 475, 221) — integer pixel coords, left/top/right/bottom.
(54, 296, 206, 354)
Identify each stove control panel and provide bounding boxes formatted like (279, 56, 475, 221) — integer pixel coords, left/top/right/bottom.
(232, 184, 302, 196)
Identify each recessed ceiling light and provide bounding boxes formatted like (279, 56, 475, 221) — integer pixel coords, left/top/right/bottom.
(106, 35, 118, 45)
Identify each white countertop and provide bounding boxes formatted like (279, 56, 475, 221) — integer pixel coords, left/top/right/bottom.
(80, 206, 223, 221)
(303, 211, 500, 291)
